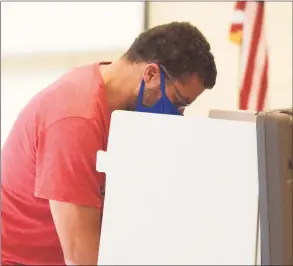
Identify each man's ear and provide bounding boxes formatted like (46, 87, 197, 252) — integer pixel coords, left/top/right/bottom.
(143, 63, 160, 85)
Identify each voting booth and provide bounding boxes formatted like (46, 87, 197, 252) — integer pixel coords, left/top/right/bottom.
(96, 108, 292, 265)
(210, 108, 293, 265)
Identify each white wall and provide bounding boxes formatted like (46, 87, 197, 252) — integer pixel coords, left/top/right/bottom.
(1, 2, 143, 146)
(149, 2, 292, 116)
(1, 51, 123, 147)
(1, 2, 144, 56)
(1, 2, 292, 146)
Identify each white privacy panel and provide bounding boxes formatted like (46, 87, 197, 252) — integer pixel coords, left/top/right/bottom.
(1, 2, 144, 56)
(97, 111, 259, 265)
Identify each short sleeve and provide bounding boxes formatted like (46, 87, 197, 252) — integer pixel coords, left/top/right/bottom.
(35, 117, 105, 208)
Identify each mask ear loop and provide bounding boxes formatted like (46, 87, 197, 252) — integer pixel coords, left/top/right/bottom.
(137, 79, 145, 106)
(159, 66, 167, 97)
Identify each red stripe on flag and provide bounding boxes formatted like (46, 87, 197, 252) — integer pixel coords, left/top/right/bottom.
(239, 3, 264, 110)
(230, 24, 243, 33)
(235, 1, 246, 11)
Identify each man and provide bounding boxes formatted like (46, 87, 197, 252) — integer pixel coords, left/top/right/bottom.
(1, 22, 217, 265)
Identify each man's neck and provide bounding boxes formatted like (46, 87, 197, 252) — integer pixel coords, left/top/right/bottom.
(100, 58, 145, 112)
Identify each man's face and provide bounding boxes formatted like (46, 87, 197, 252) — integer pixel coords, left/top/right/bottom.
(141, 63, 205, 114)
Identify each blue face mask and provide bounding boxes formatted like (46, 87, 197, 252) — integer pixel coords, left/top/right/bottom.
(135, 68, 182, 116)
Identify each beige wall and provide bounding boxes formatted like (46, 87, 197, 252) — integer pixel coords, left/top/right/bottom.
(1, 2, 141, 146)
(1, 2, 292, 145)
(1, 50, 124, 146)
(149, 2, 292, 116)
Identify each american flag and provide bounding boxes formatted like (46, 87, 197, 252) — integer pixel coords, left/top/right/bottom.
(230, 1, 269, 111)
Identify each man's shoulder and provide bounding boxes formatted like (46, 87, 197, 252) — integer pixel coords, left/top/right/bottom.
(34, 63, 108, 129)
(43, 63, 102, 100)
(12, 63, 109, 139)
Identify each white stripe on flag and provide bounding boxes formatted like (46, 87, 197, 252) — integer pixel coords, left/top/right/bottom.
(239, 2, 258, 88)
(248, 29, 267, 110)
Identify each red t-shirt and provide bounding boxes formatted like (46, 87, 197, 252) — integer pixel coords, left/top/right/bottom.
(1, 63, 111, 265)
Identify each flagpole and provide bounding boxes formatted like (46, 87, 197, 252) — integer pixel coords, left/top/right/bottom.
(143, 2, 150, 31)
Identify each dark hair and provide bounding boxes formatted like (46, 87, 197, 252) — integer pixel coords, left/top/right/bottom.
(124, 22, 217, 89)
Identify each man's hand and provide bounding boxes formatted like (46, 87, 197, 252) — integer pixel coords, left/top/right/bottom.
(49, 200, 101, 265)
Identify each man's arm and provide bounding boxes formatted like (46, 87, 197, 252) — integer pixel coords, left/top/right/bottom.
(49, 201, 101, 265)
(35, 117, 105, 265)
